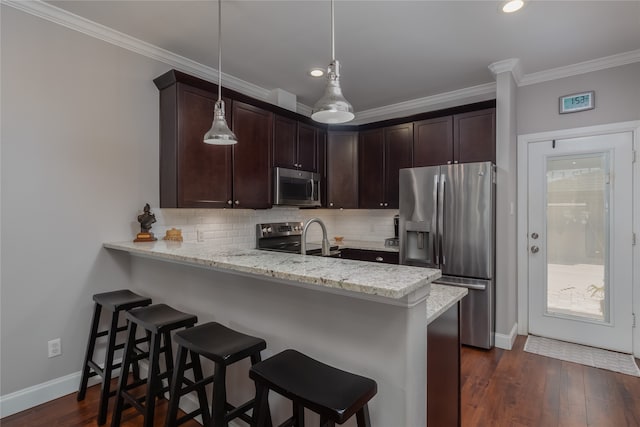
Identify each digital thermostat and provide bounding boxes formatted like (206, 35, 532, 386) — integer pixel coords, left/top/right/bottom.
(559, 91, 594, 114)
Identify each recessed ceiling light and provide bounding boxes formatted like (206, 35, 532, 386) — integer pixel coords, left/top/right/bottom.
(502, 0, 524, 13)
(309, 68, 325, 77)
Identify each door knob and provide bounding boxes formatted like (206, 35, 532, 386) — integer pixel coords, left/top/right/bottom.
(531, 246, 539, 254)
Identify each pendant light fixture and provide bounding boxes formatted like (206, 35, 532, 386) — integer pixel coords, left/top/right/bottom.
(311, 0, 354, 124)
(204, 0, 237, 145)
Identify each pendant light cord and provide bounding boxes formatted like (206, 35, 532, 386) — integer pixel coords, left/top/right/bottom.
(217, 0, 222, 102)
(331, 0, 335, 61)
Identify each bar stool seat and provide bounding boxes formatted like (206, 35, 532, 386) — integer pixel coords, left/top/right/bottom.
(250, 349, 377, 427)
(111, 304, 198, 427)
(166, 322, 267, 427)
(77, 289, 152, 425)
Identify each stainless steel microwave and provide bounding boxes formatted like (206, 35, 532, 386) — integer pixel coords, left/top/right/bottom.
(273, 167, 321, 207)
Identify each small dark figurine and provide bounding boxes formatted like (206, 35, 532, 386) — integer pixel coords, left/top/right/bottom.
(134, 203, 157, 242)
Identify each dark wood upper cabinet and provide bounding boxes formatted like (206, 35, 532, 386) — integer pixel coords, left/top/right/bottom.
(273, 115, 297, 169)
(414, 116, 453, 167)
(358, 129, 385, 209)
(454, 108, 496, 164)
(413, 108, 494, 166)
(358, 123, 412, 209)
(326, 131, 358, 209)
(273, 116, 318, 172)
(231, 101, 273, 209)
(297, 122, 318, 173)
(384, 123, 414, 209)
(157, 81, 233, 208)
(317, 129, 327, 207)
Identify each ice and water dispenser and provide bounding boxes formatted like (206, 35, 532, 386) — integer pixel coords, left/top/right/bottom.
(402, 220, 431, 266)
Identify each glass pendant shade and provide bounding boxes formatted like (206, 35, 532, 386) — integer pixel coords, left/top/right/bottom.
(204, 0, 237, 145)
(311, 60, 354, 124)
(204, 100, 237, 145)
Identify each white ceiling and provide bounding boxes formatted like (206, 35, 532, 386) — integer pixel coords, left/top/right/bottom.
(47, 1, 640, 119)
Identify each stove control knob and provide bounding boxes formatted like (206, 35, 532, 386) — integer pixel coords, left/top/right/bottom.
(266, 227, 273, 233)
(261, 227, 271, 234)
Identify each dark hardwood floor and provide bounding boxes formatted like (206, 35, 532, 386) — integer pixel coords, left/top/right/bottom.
(462, 335, 640, 427)
(2, 335, 639, 426)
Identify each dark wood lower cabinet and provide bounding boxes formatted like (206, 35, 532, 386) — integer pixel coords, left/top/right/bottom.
(336, 248, 399, 265)
(427, 302, 461, 427)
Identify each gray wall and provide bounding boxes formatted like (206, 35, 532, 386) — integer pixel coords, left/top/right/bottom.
(1, 6, 169, 394)
(517, 62, 640, 135)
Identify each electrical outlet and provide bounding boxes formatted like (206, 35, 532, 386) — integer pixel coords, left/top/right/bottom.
(48, 338, 61, 358)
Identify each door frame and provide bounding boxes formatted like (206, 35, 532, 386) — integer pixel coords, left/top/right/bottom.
(517, 120, 640, 356)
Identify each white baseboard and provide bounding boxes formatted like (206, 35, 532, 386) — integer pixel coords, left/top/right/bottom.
(494, 323, 518, 350)
(0, 360, 243, 427)
(0, 361, 120, 419)
(0, 370, 99, 419)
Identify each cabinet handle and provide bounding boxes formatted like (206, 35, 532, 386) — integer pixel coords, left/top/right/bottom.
(227, 200, 232, 205)
(454, 160, 458, 164)
(329, 202, 334, 207)
(235, 200, 239, 205)
(375, 256, 384, 262)
(298, 164, 302, 169)
(447, 161, 452, 165)
(384, 203, 388, 207)
(294, 163, 299, 168)
(379, 203, 383, 207)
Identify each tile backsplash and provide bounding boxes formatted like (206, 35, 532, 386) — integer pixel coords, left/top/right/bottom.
(153, 208, 398, 249)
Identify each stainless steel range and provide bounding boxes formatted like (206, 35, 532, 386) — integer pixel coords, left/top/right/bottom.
(256, 222, 338, 255)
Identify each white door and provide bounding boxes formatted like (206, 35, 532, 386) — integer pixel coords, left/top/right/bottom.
(528, 132, 633, 352)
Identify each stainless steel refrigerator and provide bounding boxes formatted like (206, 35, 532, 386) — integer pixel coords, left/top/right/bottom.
(399, 161, 495, 348)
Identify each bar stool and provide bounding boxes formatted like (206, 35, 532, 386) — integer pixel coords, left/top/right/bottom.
(111, 304, 198, 427)
(250, 350, 377, 427)
(77, 289, 152, 425)
(165, 321, 268, 427)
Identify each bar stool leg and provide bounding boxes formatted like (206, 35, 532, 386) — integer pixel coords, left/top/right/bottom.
(165, 345, 188, 427)
(78, 303, 102, 401)
(97, 311, 120, 425)
(190, 350, 212, 426)
(252, 383, 270, 427)
(143, 332, 162, 427)
(163, 331, 175, 395)
(293, 404, 305, 427)
(319, 416, 335, 427)
(355, 405, 371, 427)
(111, 321, 138, 427)
(211, 363, 228, 427)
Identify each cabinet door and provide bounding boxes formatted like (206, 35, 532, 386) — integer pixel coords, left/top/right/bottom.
(273, 115, 297, 169)
(454, 108, 495, 163)
(297, 122, 318, 172)
(174, 84, 232, 208)
(232, 101, 273, 209)
(384, 123, 413, 209)
(358, 129, 384, 209)
(414, 117, 453, 167)
(317, 129, 327, 207)
(326, 131, 358, 209)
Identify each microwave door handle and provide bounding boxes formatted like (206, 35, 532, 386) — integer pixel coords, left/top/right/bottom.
(432, 174, 439, 266)
(439, 173, 446, 266)
(309, 178, 314, 200)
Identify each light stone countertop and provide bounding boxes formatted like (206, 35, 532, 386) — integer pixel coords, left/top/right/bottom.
(104, 241, 439, 300)
(426, 284, 468, 325)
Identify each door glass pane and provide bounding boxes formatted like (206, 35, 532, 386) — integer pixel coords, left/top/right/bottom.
(545, 153, 609, 322)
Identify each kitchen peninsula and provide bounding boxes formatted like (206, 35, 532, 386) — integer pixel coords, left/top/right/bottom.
(105, 240, 466, 426)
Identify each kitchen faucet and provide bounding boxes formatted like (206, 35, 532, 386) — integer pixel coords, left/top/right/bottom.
(301, 218, 331, 256)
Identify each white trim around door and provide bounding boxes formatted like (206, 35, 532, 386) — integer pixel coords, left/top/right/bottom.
(517, 120, 640, 357)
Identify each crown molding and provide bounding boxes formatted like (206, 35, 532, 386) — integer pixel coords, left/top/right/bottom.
(488, 58, 523, 85)
(5, 0, 639, 123)
(1, 0, 273, 103)
(351, 82, 497, 125)
(519, 49, 640, 86)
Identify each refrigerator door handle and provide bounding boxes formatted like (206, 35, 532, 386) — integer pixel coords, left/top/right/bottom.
(432, 174, 439, 265)
(439, 173, 446, 266)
